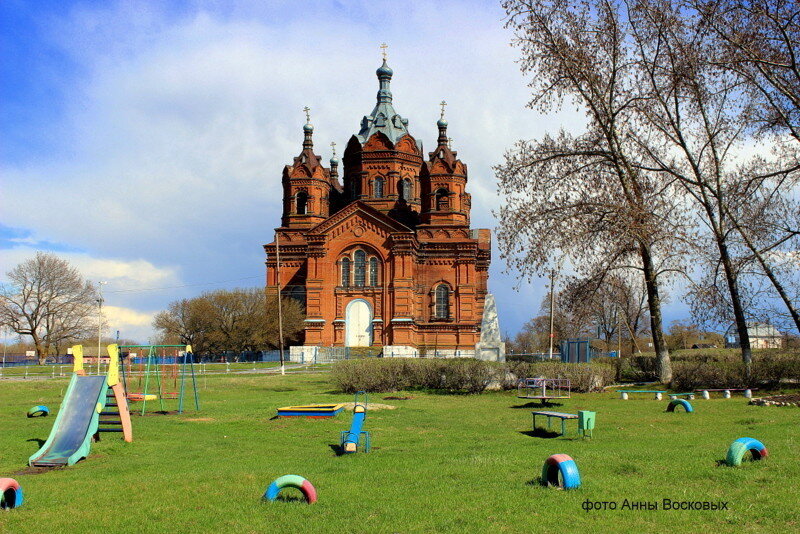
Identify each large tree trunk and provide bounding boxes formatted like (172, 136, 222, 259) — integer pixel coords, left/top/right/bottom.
(730, 215, 800, 334)
(33, 335, 47, 365)
(716, 238, 753, 377)
(640, 244, 671, 382)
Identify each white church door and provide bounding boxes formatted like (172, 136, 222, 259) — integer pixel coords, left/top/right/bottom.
(345, 299, 373, 347)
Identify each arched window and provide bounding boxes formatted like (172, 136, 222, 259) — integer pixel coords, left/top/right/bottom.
(341, 257, 351, 287)
(354, 250, 366, 287)
(435, 188, 449, 211)
(398, 179, 412, 202)
(296, 191, 308, 215)
(369, 257, 379, 286)
(288, 286, 306, 312)
(374, 177, 384, 198)
(435, 284, 450, 319)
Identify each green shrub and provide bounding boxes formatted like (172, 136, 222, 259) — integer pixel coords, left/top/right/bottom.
(670, 353, 800, 390)
(332, 358, 615, 394)
(670, 360, 747, 390)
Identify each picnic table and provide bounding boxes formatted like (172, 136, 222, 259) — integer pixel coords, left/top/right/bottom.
(531, 411, 578, 436)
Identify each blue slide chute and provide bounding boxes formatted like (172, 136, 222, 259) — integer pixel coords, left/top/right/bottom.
(29, 374, 108, 467)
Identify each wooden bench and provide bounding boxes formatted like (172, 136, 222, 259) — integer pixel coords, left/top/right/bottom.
(531, 411, 578, 436)
(696, 388, 756, 399)
(617, 390, 666, 400)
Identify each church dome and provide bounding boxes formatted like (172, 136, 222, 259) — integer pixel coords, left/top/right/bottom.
(376, 60, 393, 77)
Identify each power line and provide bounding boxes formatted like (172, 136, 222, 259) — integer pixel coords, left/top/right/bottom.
(105, 275, 263, 294)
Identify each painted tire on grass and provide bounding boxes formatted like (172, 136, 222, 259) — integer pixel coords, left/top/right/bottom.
(27, 405, 49, 418)
(0, 478, 24, 509)
(264, 475, 317, 504)
(541, 454, 581, 490)
(666, 399, 693, 413)
(726, 437, 768, 467)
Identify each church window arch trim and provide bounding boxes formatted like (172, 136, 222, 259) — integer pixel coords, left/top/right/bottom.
(434, 283, 452, 320)
(338, 247, 384, 289)
(295, 191, 309, 215)
(434, 188, 449, 211)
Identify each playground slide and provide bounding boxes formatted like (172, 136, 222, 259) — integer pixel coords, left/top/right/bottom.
(29, 374, 108, 467)
(342, 406, 366, 453)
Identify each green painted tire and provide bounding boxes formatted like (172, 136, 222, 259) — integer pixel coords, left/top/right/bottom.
(726, 441, 748, 467)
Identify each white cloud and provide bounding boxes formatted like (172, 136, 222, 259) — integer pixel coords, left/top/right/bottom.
(0, 247, 179, 289)
(103, 305, 158, 342)
(0, 1, 609, 338)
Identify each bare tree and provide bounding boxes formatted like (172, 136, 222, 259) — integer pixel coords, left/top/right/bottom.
(509, 291, 593, 354)
(624, 0, 800, 372)
(689, 0, 800, 334)
(153, 298, 215, 355)
(563, 271, 650, 353)
(694, 0, 800, 141)
(499, 0, 688, 381)
(0, 252, 98, 364)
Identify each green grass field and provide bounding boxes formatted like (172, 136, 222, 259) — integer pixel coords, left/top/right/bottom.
(1, 372, 798, 533)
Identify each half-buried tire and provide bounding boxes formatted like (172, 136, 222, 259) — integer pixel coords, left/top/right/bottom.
(666, 399, 693, 413)
(264, 475, 317, 503)
(541, 454, 581, 490)
(726, 437, 768, 467)
(0, 478, 24, 509)
(27, 405, 49, 418)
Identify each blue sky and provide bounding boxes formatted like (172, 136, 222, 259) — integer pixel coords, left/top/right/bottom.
(0, 0, 691, 342)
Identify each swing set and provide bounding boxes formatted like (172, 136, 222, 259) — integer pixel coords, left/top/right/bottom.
(118, 344, 200, 415)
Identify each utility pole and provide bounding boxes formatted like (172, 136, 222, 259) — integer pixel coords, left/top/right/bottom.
(97, 281, 107, 375)
(548, 267, 556, 360)
(275, 232, 285, 376)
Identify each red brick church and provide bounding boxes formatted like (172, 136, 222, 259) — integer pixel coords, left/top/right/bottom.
(264, 59, 502, 359)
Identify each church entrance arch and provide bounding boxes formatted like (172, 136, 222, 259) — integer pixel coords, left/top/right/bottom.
(345, 299, 373, 347)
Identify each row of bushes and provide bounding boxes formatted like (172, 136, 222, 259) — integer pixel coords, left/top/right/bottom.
(331, 358, 615, 394)
(670, 355, 800, 390)
(596, 349, 800, 388)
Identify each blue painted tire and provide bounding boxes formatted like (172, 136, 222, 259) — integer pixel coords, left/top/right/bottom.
(0, 478, 23, 509)
(541, 454, 581, 490)
(726, 437, 768, 467)
(666, 399, 693, 413)
(27, 405, 49, 418)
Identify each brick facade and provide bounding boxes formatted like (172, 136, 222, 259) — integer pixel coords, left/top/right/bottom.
(264, 60, 491, 350)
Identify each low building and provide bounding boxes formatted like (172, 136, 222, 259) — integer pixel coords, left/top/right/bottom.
(725, 322, 783, 349)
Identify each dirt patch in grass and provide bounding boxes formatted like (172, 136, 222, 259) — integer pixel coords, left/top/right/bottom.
(185, 417, 215, 422)
(750, 394, 800, 406)
(12, 465, 64, 476)
(383, 396, 414, 400)
(341, 402, 396, 411)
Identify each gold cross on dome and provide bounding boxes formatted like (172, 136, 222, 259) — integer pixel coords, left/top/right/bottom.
(439, 100, 447, 120)
(380, 42, 388, 60)
(303, 106, 311, 122)
(330, 141, 337, 157)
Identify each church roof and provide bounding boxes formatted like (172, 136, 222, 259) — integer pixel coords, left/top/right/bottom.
(356, 60, 419, 150)
(306, 200, 415, 237)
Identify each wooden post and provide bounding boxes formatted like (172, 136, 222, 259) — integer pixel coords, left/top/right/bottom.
(275, 232, 285, 375)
